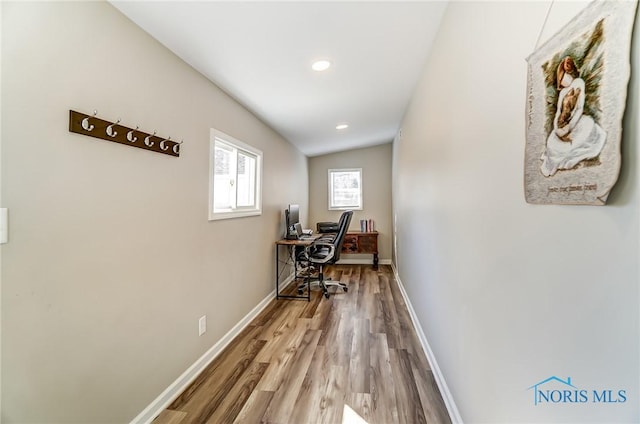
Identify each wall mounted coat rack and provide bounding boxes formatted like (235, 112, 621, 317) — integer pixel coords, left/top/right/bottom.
(69, 110, 182, 157)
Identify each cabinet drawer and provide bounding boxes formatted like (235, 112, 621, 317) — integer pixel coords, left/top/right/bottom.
(357, 236, 378, 253)
(342, 235, 359, 252)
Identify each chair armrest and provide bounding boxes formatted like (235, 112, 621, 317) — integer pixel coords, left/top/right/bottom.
(304, 241, 336, 264)
(309, 241, 333, 249)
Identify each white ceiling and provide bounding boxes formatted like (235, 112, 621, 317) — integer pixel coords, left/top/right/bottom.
(111, 1, 448, 157)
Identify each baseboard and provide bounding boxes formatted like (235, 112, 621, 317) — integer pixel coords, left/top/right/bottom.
(390, 263, 463, 424)
(130, 273, 295, 424)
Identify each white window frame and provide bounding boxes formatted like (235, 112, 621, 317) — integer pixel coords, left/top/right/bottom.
(209, 129, 262, 221)
(328, 168, 363, 210)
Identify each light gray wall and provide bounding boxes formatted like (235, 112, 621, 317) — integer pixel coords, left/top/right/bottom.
(393, 1, 639, 422)
(1, 2, 307, 422)
(309, 143, 392, 262)
(0, 2, 3, 417)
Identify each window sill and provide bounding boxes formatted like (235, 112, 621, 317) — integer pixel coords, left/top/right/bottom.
(209, 210, 262, 221)
(329, 206, 363, 211)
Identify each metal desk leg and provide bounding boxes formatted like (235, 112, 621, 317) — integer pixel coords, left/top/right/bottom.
(275, 242, 311, 301)
(293, 251, 311, 301)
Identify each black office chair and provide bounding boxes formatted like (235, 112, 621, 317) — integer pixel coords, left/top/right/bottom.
(297, 210, 353, 299)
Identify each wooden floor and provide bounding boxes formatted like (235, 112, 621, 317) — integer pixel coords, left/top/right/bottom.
(154, 265, 451, 424)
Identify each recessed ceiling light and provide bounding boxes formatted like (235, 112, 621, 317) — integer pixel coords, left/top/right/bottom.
(336, 124, 349, 130)
(312, 60, 331, 72)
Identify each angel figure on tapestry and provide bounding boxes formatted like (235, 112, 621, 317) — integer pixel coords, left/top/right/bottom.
(539, 19, 609, 178)
(540, 54, 606, 177)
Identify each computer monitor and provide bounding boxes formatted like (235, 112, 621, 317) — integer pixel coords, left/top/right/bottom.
(285, 204, 300, 239)
(287, 204, 299, 226)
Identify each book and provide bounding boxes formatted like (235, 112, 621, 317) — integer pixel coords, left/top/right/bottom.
(360, 218, 375, 232)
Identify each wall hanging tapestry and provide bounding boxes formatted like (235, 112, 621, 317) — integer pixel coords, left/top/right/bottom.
(524, 0, 637, 205)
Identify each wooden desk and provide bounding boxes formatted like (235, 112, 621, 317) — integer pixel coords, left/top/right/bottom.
(275, 235, 320, 301)
(342, 231, 379, 269)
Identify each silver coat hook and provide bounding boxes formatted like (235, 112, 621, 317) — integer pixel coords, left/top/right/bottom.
(159, 136, 171, 151)
(106, 118, 120, 138)
(127, 126, 139, 143)
(173, 140, 183, 155)
(81, 110, 97, 131)
(144, 131, 156, 147)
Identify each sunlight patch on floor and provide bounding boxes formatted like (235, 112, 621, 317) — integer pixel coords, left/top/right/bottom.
(342, 404, 369, 424)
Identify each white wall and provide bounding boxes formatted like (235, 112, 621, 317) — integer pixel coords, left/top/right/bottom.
(393, 1, 639, 422)
(309, 143, 392, 262)
(1, 2, 307, 422)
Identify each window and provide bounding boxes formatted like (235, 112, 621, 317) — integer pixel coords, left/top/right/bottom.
(209, 130, 262, 220)
(328, 168, 362, 210)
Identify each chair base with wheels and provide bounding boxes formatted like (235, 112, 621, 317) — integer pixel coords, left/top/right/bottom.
(297, 265, 348, 298)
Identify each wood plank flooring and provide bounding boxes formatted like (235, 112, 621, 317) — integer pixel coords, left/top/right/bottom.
(154, 265, 451, 424)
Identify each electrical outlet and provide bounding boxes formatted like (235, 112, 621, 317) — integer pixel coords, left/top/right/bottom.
(198, 315, 206, 336)
(0, 208, 8, 244)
